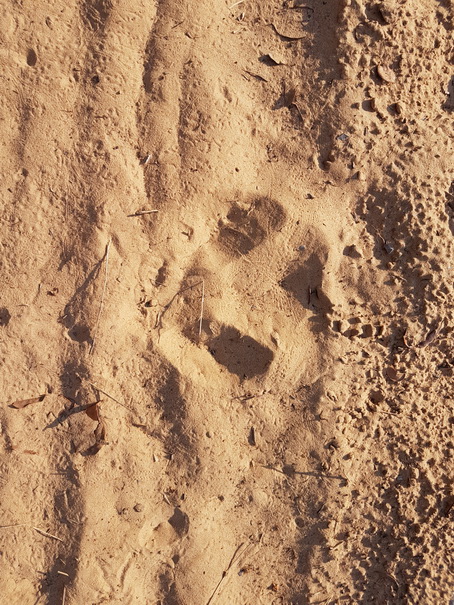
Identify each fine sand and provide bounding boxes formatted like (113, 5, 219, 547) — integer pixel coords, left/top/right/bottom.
(0, 1, 453, 603)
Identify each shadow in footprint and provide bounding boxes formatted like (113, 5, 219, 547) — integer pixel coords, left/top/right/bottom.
(159, 571, 181, 605)
(168, 507, 189, 538)
(217, 196, 285, 257)
(281, 252, 334, 334)
(156, 365, 194, 456)
(208, 326, 273, 378)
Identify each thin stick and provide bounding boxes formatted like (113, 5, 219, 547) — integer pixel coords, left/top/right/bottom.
(0, 524, 64, 542)
(32, 527, 65, 543)
(127, 210, 158, 217)
(229, 0, 244, 8)
(198, 280, 205, 338)
(88, 382, 131, 411)
(0, 523, 29, 528)
(206, 543, 248, 605)
(90, 240, 111, 355)
(62, 585, 66, 605)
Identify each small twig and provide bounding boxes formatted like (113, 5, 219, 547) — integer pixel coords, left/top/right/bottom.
(90, 241, 111, 355)
(0, 524, 64, 542)
(88, 382, 131, 411)
(229, 0, 244, 8)
(33, 527, 65, 542)
(206, 542, 249, 605)
(127, 210, 158, 217)
(198, 280, 205, 338)
(62, 585, 66, 605)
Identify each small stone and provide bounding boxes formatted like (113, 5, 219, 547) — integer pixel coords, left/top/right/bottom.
(377, 65, 396, 83)
(133, 503, 143, 513)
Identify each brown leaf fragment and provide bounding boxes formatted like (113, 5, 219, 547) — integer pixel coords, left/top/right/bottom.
(85, 403, 99, 421)
(10, 395, 46, 409)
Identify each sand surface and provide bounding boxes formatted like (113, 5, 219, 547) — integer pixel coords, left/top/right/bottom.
(0, 0, 453, 603)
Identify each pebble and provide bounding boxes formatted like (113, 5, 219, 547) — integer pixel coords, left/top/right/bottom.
(133, 503, 143, 513)
(377, 65, 396, 83)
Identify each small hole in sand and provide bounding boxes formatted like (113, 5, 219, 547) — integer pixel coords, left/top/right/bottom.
(26, 49, 37, 67)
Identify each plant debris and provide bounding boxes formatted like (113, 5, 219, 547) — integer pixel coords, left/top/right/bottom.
(85, 403, 100, 421)
(10, 394, 46, 409)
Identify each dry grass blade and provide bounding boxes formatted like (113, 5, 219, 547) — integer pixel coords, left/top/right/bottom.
(85, 402, 99, 421)
(206, 542, 251, 605)
(90, 240, 111, 355)
(0, 523, 64, 542)
(198, 279, 205, 339)
(127, 210, 158, 217)
(33, 526, 65, 542)
(88, 382, 131, 411)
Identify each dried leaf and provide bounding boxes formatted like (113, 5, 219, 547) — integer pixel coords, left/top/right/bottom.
(10, 395, 46, 409)
(85, 403, 99, 421)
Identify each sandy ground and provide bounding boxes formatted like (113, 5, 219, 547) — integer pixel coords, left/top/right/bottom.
(0, 0, 453, 604)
